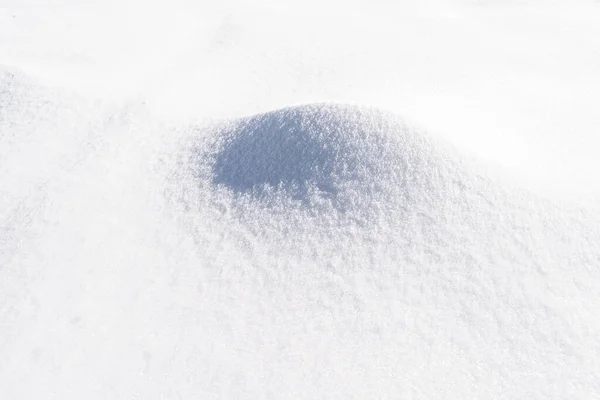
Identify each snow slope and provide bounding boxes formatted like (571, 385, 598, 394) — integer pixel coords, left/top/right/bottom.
(2, 1, 600, 398)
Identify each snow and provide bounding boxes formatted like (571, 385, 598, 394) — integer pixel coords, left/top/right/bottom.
(201, 104, 457, 221)
(2, 1, 600, 398)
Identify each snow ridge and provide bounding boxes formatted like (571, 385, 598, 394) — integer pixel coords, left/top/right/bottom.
(188, 103, 472, 229)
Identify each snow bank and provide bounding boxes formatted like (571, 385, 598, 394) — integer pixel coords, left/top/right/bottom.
(2, 95, 600, 398)
(173, 102, 600, 268)
(156, 103, 600, 399)
(185, 103, 475, 231)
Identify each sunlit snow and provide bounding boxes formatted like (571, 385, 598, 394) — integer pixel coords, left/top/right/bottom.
(1, 0, 600, 398)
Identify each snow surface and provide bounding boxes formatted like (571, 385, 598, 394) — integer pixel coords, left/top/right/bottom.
(2, 1, 600, 398)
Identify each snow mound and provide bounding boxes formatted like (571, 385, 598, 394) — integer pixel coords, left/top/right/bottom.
(192, 103, 467, 227)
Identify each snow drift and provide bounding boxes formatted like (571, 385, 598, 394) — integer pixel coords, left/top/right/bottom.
(210, 104, 458, 212)
(2, 83, 600, 398)
(3, 1, 600, 397)
(157, 103, 600, 398)
(172, 102, 600, 266)
(181, 103, 480, 233)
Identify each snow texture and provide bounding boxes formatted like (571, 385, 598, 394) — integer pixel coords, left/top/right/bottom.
(199, 104, 462, 223)
(2, 1, 600, 399)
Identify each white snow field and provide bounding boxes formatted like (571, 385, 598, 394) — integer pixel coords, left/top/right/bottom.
(2, 0, 600, 398)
